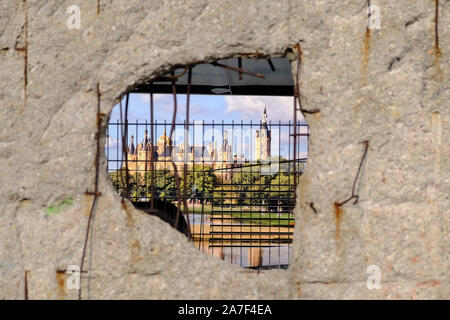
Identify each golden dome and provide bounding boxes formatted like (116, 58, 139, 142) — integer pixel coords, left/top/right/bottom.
(157, 129, 172, 146)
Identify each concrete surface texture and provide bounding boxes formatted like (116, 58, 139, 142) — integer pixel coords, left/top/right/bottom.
(0, 0, 448, 299)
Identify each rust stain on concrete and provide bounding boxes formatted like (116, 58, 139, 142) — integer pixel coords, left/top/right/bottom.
(362, 28, 371, 84)
(434, 0, 442, 58)
(121, 198, 134, 227)
(55, 272, 66, 299)
(24, 269, 30, 300)
(410, 279, 441, 299)
(295, 281, 302, 297)
(14, 1, 29, 104)
(334, 202, 343, 241)
(433, 0, 443, 80)
(131, 240, 142, 262)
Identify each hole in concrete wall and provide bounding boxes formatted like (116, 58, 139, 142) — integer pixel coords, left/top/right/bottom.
(105, 55, 309, 270)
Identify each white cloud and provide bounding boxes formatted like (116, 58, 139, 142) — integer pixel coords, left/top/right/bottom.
(139, 93, 170, 103)
(140, 94, 150, 103)
(224, 96, 305, 123)
(107, 136, 120, 149)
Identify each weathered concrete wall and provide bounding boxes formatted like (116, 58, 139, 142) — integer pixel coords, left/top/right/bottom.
(0, 0, 448, 299)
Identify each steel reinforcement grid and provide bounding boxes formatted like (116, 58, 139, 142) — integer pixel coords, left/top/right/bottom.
(106, 116, 308, 270)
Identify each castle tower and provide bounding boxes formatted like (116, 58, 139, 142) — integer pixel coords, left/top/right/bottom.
(128, 135, 135, 155)
(126, 135, 138, 174)
(135, 130, 149, 172)
(222, 130, 232, 162)
(142, 129, 149, 150)
(157, 128, 172, 151)
(255, 106, 271, 161)
(156, 128, 172, 170)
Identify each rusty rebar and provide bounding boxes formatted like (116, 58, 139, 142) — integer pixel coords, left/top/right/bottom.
(335, 140, 369, 207)
(79, 82, 102, 300)
(155, 66, 188, 81)
(183, 67, 193, 239)
(170, 76, 183, 233)
(238, 58, 243, 80)
(24, 270, 30, 300)
(267, 58, 276, 71)
(435, 0, 441, 56)
(149, 91, 155, 211)
(118, 100, 125, 194)
(211, 61, 265, 79)
(293, 77, 298, 192)
(119, 94, 130, 197)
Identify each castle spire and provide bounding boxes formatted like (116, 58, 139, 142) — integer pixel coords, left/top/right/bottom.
(128, 135, 135, 154)
(262, 105, 267, 124)
(142, 129, 149, 150)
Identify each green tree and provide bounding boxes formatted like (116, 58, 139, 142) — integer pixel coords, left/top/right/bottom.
(147, 169, 177, 201)
(181, 165, 218, 204)
(109, 169, 142, 198)
(268, 173, 296, 212)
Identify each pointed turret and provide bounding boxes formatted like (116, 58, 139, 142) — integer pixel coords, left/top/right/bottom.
(128, 135, 135, 154)
(222, 130, 229, 151)
(262, 106, 267, 124)
(142, 129, 149, 150)
(156, 128, 172, 159)
(256, 106, 271, 161)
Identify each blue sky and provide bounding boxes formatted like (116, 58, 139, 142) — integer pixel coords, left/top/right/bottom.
(106, 94, 308, 170)
(109, 93, 306, 124)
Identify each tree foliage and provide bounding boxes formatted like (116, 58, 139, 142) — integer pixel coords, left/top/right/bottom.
(109, 161, 301, 213)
